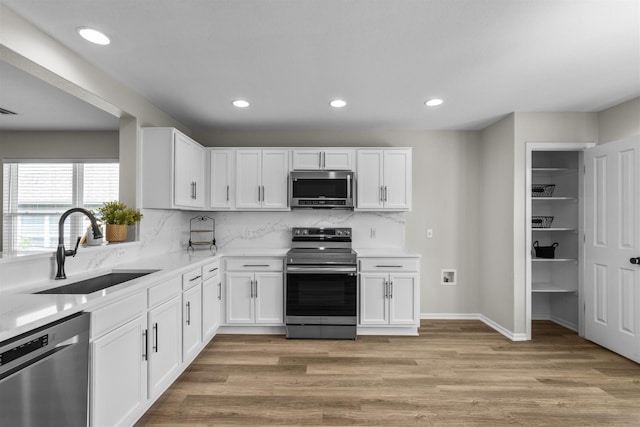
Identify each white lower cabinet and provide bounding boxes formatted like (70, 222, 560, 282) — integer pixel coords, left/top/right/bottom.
(89, 257, 222, 427)
(225, 258, 284, 325)
(202, 260, 221, 340)
(182, 274, 203, 363)
(147, 295, 182, 399)
(91, 296, 147, 427)
(358, 258, 420, 333)
(226, 272, 284, 324)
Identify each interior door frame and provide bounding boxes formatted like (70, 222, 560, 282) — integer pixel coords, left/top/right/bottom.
(525, 142, 595, 340)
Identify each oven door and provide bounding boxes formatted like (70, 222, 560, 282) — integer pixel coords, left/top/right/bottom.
(285, 266, 357, 324)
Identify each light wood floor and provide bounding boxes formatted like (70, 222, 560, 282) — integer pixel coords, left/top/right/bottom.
(136, 321, 640, 426)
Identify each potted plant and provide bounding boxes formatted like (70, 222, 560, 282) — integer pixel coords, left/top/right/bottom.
(97, 201, 143, 243)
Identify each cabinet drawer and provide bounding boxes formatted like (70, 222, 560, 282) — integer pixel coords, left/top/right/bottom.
(182, 267, 203, 290)
(225, 258, 283, 272)
(148, 275, 181, 308)
(359, 258, 419, 272)
(91, 291, 146, 339)
(202, 259, 221, 280)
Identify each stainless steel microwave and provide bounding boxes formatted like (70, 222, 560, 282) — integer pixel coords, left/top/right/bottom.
(290, 170, 354, 209)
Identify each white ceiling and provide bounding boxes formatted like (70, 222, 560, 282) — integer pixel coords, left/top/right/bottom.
(1, 0, 639, 132)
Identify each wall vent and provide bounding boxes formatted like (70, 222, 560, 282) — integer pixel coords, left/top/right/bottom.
(0, 107, 18, 115)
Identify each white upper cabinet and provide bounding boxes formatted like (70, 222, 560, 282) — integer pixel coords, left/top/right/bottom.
(236, 149, 289, 210)
(142, 127, 206, 209)
(292, 149, 354, 170)
(357, 149, 412, 211)
(209, 149, 235, 209)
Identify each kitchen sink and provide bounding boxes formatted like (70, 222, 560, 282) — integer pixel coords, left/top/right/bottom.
(36, 270, 158, 295)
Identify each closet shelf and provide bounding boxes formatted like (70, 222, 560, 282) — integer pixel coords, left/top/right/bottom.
(532, 258, 576, 262)
(532, 197, 577, 201)
(532, 227, 576, 232)
(532, 167, 577, 176)
(532, 283, 577, 293)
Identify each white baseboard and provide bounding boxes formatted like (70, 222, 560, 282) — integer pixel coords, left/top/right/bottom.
(421, 313, 528, 341)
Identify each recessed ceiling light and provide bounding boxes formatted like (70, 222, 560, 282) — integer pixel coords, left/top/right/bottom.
(232, 100, 250, 108)
(425, 98, 444, 107)
(330, 99, 347, 108)
(77, 27, 110, 45)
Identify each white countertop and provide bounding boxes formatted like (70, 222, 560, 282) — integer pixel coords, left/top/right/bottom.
(354, 248, 421, 257)
(0, 247, 417, 342)
(0, 251, 221, 342)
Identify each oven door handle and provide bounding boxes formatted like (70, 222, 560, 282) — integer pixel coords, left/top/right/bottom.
(286, 266, 357, 274)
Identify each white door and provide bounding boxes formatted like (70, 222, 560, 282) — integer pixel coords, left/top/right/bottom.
(585, 135, 640, 363)
(173, 133, 196, 207)
(91, 316, 147, 427)
(226, 272, 254, 323)
(359, 273, 389, 324)
(202, 277, 219, 339)
(261, 150, 289, 209)
(182, 284, 202, 362)
(254, 272, 284, 324)
(323, 150, 354, 170)
(383, 150, 412, 210)
(292, 150, 323, 170)
(148, 296, 181, 399)
(388, 273, 418, 325)
(210, 149, 234, 209)
(236, 150, 262, 209)
(356, 150, 384, 209)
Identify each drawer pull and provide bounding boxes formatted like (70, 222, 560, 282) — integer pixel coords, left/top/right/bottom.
(208, 267, 219, 272)
(375, 265, 403, 268)
(243, 264, 270, 267)
(189, 275, 202, 282)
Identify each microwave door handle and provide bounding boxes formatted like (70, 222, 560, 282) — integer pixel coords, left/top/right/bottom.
(347, 174, 351, 199)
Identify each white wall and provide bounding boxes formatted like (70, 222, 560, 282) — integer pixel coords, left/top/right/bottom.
(195, 129, 483, 316)
(479, 114, 516, 331)
(598, 96, 640, 144)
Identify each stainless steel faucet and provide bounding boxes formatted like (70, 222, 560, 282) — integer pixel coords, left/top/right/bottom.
(55, 208, 103, 280)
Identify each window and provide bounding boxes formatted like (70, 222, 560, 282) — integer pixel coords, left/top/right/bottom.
(3, 161, 119, 252)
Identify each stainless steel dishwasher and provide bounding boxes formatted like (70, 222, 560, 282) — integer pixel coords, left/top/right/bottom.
(0, 311, 90, 427)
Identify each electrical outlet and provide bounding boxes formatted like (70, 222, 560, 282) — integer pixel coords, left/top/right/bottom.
(427, 228, 433, 238)
(370, 228, 376, 239)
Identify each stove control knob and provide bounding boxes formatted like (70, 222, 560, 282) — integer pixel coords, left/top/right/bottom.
(336, 230, 343, 235)
(343, 230, 350, 235)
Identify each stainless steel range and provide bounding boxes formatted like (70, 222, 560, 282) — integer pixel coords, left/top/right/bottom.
(285, 227, 357, 339)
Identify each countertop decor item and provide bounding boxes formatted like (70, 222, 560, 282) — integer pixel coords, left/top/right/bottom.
(187, 216, 216, 254)
(97, 201, 143, 243)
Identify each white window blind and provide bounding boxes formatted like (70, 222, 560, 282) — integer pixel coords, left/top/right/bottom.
(3, 161, 119, 252)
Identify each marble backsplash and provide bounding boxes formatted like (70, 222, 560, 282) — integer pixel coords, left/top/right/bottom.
(210, 210, 406, 249)
(0, 208, 405, 292)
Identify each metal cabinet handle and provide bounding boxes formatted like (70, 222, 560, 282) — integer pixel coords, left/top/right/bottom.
(630, 257, 640, 265)
(254, 279, 258, 298)
(153, 323, 158, 353)
(389, 280, 393, 298)
(384, 185, 388, 202)
(142, 329, 148, 361)
(208, 267, 219, 273)
(194, 182, 197, 199)
(375, 265, 403, 268)
(380, 186, 384, 202)
(217, 282, 222, 300)
(226, 185, 230, 202)
(244, 264, 269, 267)
(189, 275, 202, 282)
(384, 281, 388, 298)
(319, 153, 323, 168)
(322, 152, 326, 169)
(262, 185, 265, 202)
(186, 301, 191, 325)
(249, 279, 254, 298)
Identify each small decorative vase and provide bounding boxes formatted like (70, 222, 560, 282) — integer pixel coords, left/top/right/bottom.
(105, 224, 128, 243)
